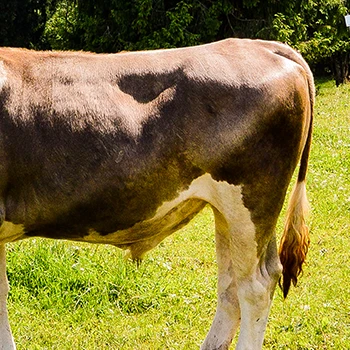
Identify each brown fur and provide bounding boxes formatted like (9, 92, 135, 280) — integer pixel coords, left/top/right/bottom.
(0, 38, 315, 347)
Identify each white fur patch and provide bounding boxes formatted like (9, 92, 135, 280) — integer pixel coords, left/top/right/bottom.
(0, 222, 25, 244)
(0, 245, 16, 349)
(84, 174, 256, 255)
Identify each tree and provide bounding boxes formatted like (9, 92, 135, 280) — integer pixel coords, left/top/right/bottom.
(214, 0, 349, 84)
(43, 0, 232, 52)
(271, 0, 350, 85)
(0, 0, 57, 49)
(1, 0, 349, 83)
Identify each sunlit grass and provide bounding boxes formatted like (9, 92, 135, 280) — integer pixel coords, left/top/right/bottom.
(6, 78, 350, 349)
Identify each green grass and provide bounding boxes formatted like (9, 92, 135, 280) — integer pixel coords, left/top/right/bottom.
(6, 78, 350, 349)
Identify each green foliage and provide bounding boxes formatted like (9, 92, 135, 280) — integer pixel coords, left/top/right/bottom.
(130, 0, 201, 49)
(43, 0, 80, 50)
(0, 0, 56, 49)
(272, 12, 307, 45)
(1, 0, 349, 81)
(42, 0, 230, 51)
(243, 0, 350, 82)
(272, 0, 349, 63)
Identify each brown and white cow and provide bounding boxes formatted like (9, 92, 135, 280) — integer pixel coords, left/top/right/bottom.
(0, 38, 313, 349)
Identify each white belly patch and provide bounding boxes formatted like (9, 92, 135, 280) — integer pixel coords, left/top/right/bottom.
(83, 173, 256, 259)
(0, 221, 26, 244)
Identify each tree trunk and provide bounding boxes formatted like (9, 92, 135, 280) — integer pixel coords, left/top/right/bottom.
(333, 51, 349, 86)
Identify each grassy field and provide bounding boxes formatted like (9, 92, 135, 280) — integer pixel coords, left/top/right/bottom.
(5, 78, 350, 349)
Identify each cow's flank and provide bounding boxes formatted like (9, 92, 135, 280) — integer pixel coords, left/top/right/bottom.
(0, 38, 314, 349)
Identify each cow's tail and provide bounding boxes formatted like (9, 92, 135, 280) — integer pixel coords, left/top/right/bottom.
(278, 68, 314, 298)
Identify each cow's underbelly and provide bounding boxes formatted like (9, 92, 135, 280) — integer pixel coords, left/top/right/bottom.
(80, 174, 253, 259)
(84, 197, 206, 259)
(0, 174, 252, 258)
(0, 221, 26, 244)
(80, 174, 215, 256)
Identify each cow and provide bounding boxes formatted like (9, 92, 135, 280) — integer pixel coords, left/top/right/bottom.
(0, 38, 313, 349)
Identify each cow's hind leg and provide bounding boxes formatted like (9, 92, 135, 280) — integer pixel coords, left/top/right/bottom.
(235, 235, 281, 349)
(0, 245, 16, 350)
(201, 209, 241, 350)
(201, 179, 282, 350)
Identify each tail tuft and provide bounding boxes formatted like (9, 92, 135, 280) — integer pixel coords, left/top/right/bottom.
(279, 181, 310, 298)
